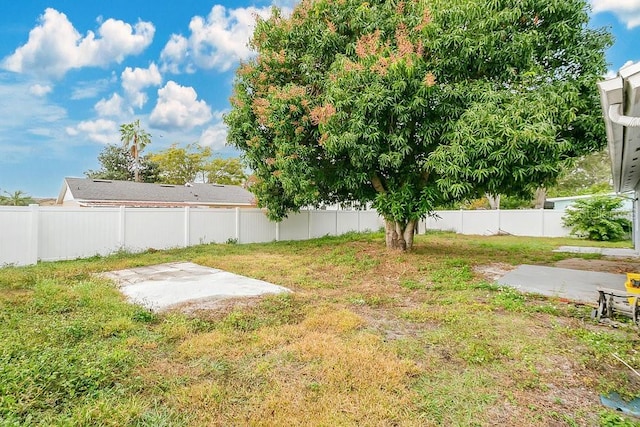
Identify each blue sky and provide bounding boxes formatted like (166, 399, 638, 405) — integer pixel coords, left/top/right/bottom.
(0, 1, 638, 197)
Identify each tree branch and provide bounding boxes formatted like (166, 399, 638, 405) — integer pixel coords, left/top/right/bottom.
(371, 174, 387, 194)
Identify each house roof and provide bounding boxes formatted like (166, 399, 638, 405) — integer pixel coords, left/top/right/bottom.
(598, 62, 640, 193)
(58, 177, 256, 207)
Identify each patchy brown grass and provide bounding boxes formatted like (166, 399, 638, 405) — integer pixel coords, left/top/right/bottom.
(1, 231, 639, 425)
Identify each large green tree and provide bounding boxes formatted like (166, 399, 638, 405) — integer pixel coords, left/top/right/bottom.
(226, 0, 611, 250)
(150, 143, 212, 185)
(85, 144, 160, 183)
(120, 119, 152, 183)
(204, 158, 247, 185)
(548, 149, 613, 197)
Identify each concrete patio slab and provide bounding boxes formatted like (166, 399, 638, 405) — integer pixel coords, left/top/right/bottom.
(102, 262, 290, 312)
(497, 264, 627, 305)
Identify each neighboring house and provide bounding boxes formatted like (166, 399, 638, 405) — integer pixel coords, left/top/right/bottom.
(56, 177, 257, 208)
(546, 193, 633, 212)
(598, 63, 640, 251)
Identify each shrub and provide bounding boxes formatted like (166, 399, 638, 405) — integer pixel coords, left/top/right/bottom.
(562, 196, 631, 241)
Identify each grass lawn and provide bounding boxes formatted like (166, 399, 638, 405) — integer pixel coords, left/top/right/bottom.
(1, 231, 639, 426)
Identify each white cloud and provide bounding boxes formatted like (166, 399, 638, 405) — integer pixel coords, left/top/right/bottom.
(28, 83, 52, 96)
(199, 120, 228, 150)
(605, 60, 640, 79)
(0, 78, 66, 128)
(592, 0, 640, 28)
(121, 63, 162, 108)
(620, 60, 638, 70)
(70, 77, 114, 100)
(160, 5, 272, 73)
(2, 8, 154, 78)
(160, 35, 190, 74)
(29, 127, 55, 137)
(0, 75, 69, 162)
(94, 93, 128, 117)
(65, 118, 118, 144)
(149, 81, 212, 130)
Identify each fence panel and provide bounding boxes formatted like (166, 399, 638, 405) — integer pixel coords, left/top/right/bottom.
(189, 208, 236, 244)
(426, 210, 463, 233)
(460, 210, 501, 235)
(1, 206, 579, 267)
(239, 209, 276, 243)
(0, 207, 33, 266)
(426, 209, 573, 238)
(38, 207, 120, 261)
(358, 211, 385, 232)
(310, 211, 338, 238)
(279, 212, 310, 241)
(124, 208, 184, 251)
(498, 210, 544, 237)
(543, 210, 572, 237)
(337, 211, 360, 235)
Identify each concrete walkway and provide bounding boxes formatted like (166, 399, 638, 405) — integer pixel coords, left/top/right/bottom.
(554, 246, 638, 257)
(102, 262, 290, 312)
(497, 265, 626, 305)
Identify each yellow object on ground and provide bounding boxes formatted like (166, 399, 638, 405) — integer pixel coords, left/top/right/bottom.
(624, 273, 640, 305)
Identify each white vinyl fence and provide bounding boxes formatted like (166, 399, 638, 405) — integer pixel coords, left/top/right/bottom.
(0, 206, 384, 266)
(0, 206, 573, 267)
(425, 209, 571, 237)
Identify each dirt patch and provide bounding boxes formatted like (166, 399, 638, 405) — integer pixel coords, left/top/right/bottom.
(353, 304, 433, 341)
(474, 258, 640, 283)
(171, 295, 266, 318)
(554, 257, 640, 274)
(473, 263, 517, 281)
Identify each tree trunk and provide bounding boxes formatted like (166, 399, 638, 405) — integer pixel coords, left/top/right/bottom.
(534, 187, 546, 209)
(134, 157, 140, 182)
(486, 193, 500, 210)
(385, 219, 416, 251)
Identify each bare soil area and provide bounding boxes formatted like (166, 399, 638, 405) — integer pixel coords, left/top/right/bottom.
(474, 257, 640, 284)
(554, 257, 640, 274)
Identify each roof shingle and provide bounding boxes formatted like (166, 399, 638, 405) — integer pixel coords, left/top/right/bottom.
(61, 177, 256, 207)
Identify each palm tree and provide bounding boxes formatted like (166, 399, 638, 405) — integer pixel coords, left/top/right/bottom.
(2, 190, 34, 206)
(120, 119, 151, 182)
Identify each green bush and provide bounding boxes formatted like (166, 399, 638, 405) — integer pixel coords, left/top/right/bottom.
(562, 196, 631, 241)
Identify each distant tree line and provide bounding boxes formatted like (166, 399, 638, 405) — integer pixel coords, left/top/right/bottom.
(0, 190, 35, 206)
(85, 120, 247, 186)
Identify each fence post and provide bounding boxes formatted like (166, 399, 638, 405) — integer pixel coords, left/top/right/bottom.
(275, 222, 280, 241)
(28, 204, 39, 265)
(459, 208, 464, 234)
(184, 206, 190, 247)
(540, 208, 545, 238)
(235, 208, 241, 243)
(118, 206, 126, 249)
(308, 210, 311, 239)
